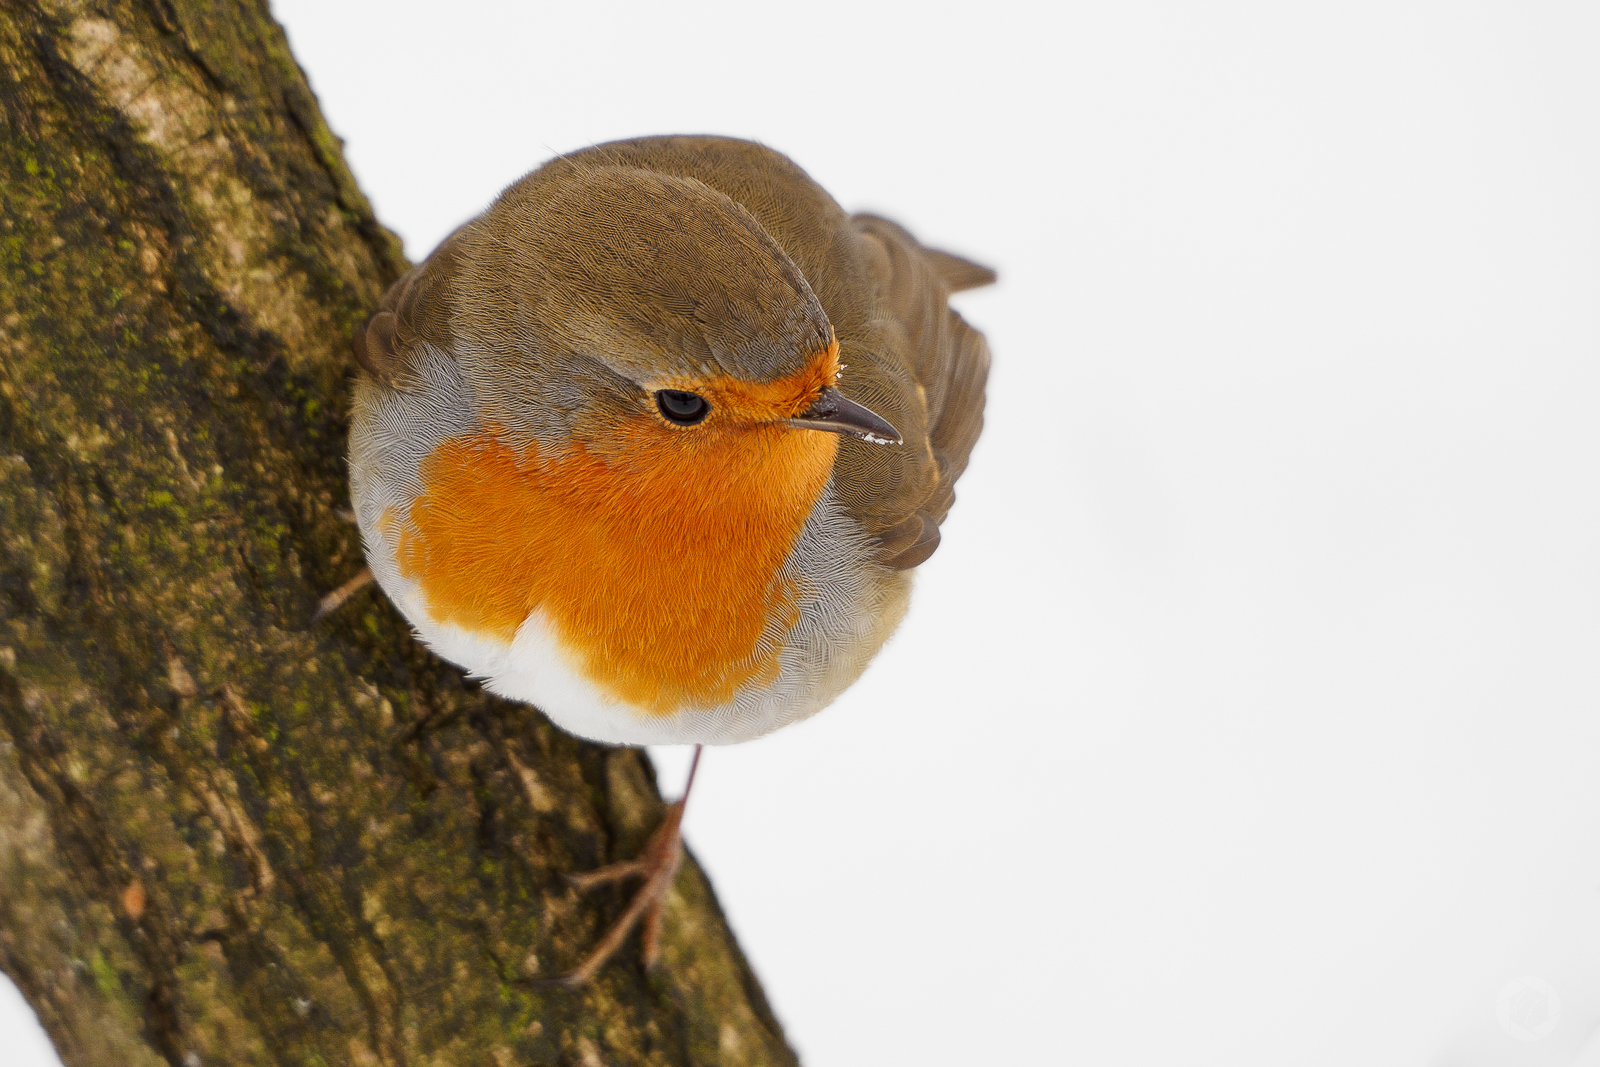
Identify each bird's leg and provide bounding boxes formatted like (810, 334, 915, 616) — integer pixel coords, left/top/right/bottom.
(559, 745, 702, 986)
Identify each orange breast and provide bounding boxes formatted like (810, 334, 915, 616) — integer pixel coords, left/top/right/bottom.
(395, 401, 838, 715)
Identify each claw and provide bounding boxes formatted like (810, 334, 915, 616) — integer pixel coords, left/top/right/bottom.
(556, 747, 701, 985)
(558, 801, 686, 985)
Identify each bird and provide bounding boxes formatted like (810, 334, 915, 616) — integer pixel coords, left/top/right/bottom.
(344, 135, 992, 984)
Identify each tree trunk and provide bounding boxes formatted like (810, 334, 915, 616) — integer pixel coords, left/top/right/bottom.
(0, 2, 798, 1064)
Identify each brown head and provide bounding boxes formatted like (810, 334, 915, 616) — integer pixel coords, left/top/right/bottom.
(351, 158, 900, 716)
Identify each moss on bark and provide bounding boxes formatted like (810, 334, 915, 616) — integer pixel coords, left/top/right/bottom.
(0, 3, 798, 1064)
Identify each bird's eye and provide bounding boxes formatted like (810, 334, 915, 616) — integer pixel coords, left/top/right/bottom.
(655, 389, 710, 426)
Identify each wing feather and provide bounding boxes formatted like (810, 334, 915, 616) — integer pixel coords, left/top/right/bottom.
(351, 225, 469, 389)
(845, 214, 992, 567)
(349, 136, 993, 571)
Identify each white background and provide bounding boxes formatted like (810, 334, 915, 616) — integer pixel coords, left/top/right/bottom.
(5, 2, 1598, 1064)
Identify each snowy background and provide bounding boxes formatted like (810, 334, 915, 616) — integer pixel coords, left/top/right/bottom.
(6, 1, 1599, 1064)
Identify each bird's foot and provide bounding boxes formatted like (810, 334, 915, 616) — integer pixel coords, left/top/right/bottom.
(312, 566, 374, 622)
(557, 799, 686, 986)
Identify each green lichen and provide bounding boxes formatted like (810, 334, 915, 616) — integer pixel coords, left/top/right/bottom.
(0, 3, 797, 1066)
(86, 950, 120, 1000)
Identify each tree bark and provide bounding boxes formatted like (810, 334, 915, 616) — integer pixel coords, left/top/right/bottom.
(0, 2, 799, 1064)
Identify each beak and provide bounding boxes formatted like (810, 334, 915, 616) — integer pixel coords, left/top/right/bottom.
(784, 387, 902, 445)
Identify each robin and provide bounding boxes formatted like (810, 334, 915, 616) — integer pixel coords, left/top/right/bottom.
(343, 135, 993, 984)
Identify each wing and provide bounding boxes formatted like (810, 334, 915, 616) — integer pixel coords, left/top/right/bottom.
(549, 137, 996, 572)
(351, 224, 470, 390)
(837, 214, 993, 569)
(351, 136, 993, 571)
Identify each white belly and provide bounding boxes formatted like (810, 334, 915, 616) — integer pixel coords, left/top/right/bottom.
(348, 355, 910, 746)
